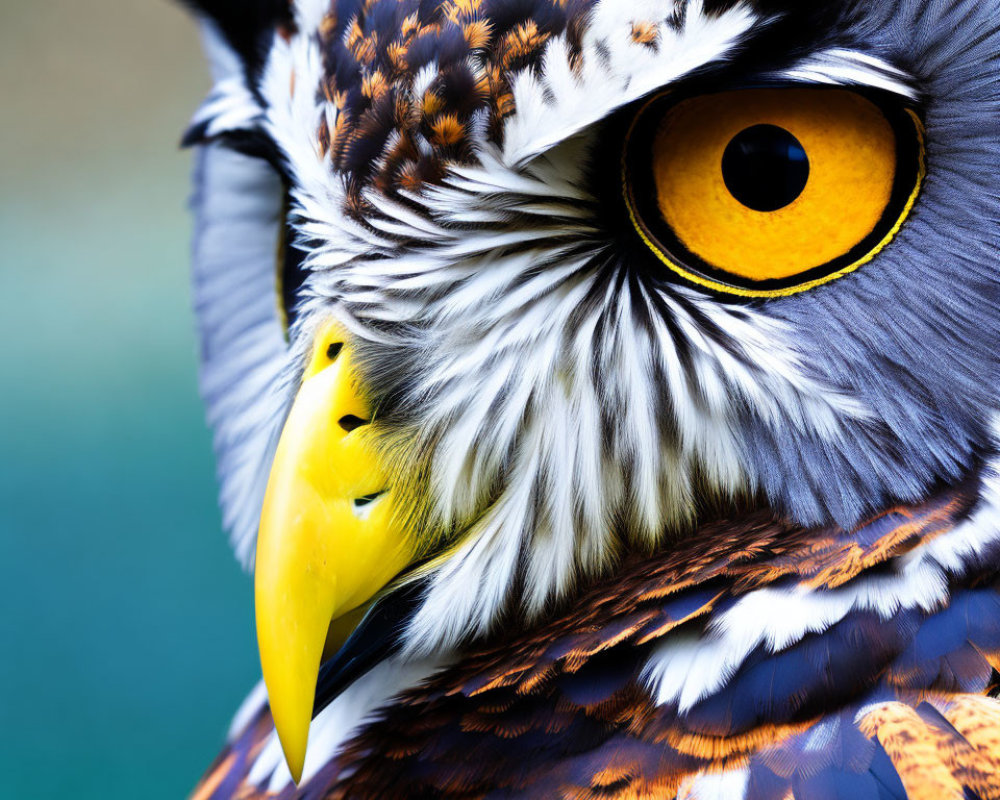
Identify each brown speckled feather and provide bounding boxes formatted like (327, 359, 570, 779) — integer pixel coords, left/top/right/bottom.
(193, 483, 1000, 799)
(314, 0, 597, 202)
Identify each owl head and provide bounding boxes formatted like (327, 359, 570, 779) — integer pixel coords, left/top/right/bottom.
(185, 0, 1000, 779)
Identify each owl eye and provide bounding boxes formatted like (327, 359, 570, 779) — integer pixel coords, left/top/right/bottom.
(622, 87, 925, 297)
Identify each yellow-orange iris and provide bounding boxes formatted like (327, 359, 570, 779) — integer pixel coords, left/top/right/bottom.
(624, 88, 924, 297)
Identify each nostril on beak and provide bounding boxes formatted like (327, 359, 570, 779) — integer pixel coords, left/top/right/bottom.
(353, 490, 386, 509)
(327, 342, 344, 361)
(352, 490, 387, 520)
(338, 415, 369, 433)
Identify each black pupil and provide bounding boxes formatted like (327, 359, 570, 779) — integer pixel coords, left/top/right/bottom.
(721, 124, 810, 212)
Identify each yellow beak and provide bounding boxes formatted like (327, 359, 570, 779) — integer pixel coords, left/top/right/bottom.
(254, 322, 413, 783)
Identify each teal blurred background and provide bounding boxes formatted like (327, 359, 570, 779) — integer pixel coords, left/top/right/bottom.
(0, 2, 259, 797)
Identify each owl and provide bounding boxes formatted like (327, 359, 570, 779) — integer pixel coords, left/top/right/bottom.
(183, 1, 1000, 798)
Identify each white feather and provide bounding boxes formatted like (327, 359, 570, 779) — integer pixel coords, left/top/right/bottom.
(644, 426, 1000, 711)
(190, 142, 289, 566)
(502, 0, 759, 165)
(244, 655, 447, 792)
(779, 48, 917, 98)
(677, 768, 750, 800)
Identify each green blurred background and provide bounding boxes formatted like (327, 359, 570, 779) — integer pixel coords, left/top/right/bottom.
(0, 2, 259, 797)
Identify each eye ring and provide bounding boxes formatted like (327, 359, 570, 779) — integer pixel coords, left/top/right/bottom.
(621, 87, 926, 299)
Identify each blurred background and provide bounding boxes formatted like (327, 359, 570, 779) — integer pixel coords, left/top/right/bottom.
(0, 2, 259, 797)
